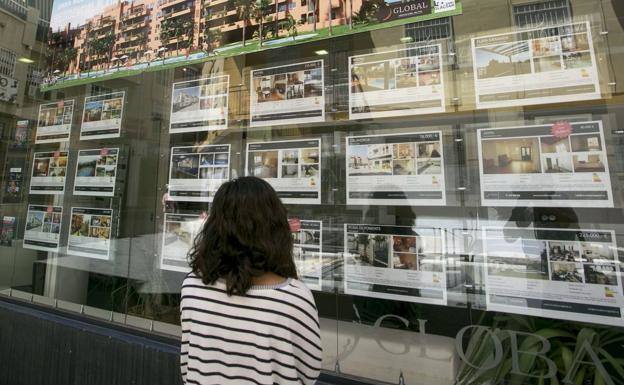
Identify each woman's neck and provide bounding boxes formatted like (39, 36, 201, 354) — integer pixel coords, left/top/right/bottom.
(251, 272, 287, 286)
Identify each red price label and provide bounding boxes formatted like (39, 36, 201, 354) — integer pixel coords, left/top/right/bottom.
(288, 218, 301, 232)
(46, 206, 53, 213)
(551, 121, 572, 138)
(100, 148, 109, 156)
(54, 151, 60, 158)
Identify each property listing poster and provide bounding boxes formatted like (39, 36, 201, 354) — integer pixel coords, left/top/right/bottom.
(472, 22, 600, 109)
(23, 205, 62, 252)
(483, 227, 623, 326)
(161, 213, 205, 272)
(477, 121, 612, 207)
(169, 75, 229, 133)
(168, 145, 230, 202)
(29, 151, 68, 194)
(0, 215, 16, 246)
(36, 99, 74, 143)
(349, 45, 445, 119)
(74, 148, 119, 197)
(67, 207, 113, 260)
(346, 131, 445, 206)
(246, 139, 321, 204)
(292, 220, 322, 291)
(3, 166, 23, 203)
(250, 60, 324, 127)
(80, 91, 125, 140)
(344, 224, 446, 305)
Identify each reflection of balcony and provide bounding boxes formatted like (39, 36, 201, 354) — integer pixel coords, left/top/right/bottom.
(121, 7, 147, 21)
(92, 18, 115, 31)
(162, 33, 192, 45)
(121, 20, 148, 31)
(161, 6, 192, 19)
(118, 33, 145, 44)
(159, 0, 188, 10)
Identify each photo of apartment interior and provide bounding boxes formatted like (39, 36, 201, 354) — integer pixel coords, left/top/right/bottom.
(255, 74, 286, 103)
(171, 154, 199, 179)
(482, 137, 541, 174)
(286, 71, 305, 99)
(583, 264, 618, 285)
(573, 153, 605, 172)
(164, 220, 197, 259)
(548, 241, 580, 262)
(392, 143, 415, 175)
(417, 142, 442, 174)
(392, 236, 417, 270)
(550, 261, 583, 283)
(540, 136, 572, 173)
(347, 233, 390, 268)
(571, 133, 602, 152)
(579, 242, 614, 263)
(249, 151, 278, 178)
(348, 144, 392, 176)
(476, 41, 531, 79)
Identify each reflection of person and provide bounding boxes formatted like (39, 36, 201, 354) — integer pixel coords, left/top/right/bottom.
(181, 177, 321, 385)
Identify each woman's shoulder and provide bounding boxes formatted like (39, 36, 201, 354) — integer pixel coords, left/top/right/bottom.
(273, 279, 317, 311)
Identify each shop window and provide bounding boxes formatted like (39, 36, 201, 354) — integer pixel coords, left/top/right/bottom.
(404, 17, 453, 43)
(513, 0, 572, 27)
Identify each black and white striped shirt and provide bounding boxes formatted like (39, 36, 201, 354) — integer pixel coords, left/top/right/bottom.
(180, 274, 322, 385)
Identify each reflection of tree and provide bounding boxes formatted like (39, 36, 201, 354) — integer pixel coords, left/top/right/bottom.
(234, 0, 255, 47)
(352, 0, 385, 25)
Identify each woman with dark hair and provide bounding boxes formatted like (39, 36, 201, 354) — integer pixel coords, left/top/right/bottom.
(180, 176, 322, 385)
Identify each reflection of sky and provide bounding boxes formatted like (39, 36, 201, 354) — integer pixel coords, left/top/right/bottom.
(51, 0, 118, 30)
(476, 43, 530, 67)
(349, 145, 369, 158)
(487, 238, 545, 259)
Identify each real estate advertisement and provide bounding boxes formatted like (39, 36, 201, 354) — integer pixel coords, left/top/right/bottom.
(250, 60, 324, 127)
(67, 207, 113, 260)
(344, 224, 446, 305)
(349, 45, 445, 119)
(80, 92, 125, 140)
(0, 215, 16, 247)
(246, 139, 321, 204)
(292, 220, 322, 291)
(3, 166, 23, 203)
(23, 205, 63, 252)
(161, 213, 205, 272)
(74, 148, 119, 197)
(170, 75, 229, 133)
(29, 151, 68, 195)
(483, 227, 623, 327)
(36, 100, 74, 143)
(168, 145, 230, 202)
(477, 121, 612, 207)
(472, 21, 600, 109)
(346, 131, 445, 206)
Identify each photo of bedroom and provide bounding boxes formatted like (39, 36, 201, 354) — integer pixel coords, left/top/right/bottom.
(481, 137, 541, 174)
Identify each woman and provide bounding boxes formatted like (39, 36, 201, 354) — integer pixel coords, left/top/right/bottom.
(180, 176, 322, 385)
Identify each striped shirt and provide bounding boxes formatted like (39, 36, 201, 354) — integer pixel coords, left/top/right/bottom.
(180, 274, 322, 385)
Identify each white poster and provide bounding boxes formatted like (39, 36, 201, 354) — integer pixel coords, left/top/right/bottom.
(168, 145, 230, 202)
(80, 91, 125, 140)
(346, 131, 445, 206)
(472, 22, 600, 109)
(161, 213, 205, 272)
(170, 75, 229, 133)
(74, 148, 119, 197)
(483, 227, 623, 327)
(344, 224, 446, 305)
(292, 220, 322, 291)
(349, 45, 445, 119)
(246, 139, 321, 204)
(250, 60, 324, 127)
(29, 151, 68, 195)
(477, 121, 613, 207)
(68, 207, 113, 260)
(23, 205, 62, 252)
(36, 99, 74, 143)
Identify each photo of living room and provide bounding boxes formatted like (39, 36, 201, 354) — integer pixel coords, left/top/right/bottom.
(475, 42, 531, 79)
(254, 74, 286, 103)
(550, 261, 584, 283)
(570, 133, 602, 152)
(481, 137, 542, 174)
(573, 153, 605, 172)
(540, 136, 572, 173)
(248, 151, 278, 178)
(346, 233, 391, 268)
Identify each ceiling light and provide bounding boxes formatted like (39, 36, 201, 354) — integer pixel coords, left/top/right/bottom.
(18, 57, 35, 64)
(314, 49, 328, 55)
(400, 37, 413, 43)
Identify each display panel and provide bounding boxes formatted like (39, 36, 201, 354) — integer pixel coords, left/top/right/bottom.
(477, 121, 612, 207)
(344, 224, 446, 305)
(168, 145, 230, 202)
(29, 151, 68, 195)
(349, 45, 445, 119)
(35, 99, 74, 143)
(67, 207, 113, 260)
(80, 92, 125, 140)
(23, 205, 62, 252)
(3, 166, 23, 203)
(472, 21, 600, 109)
(346, 131, 445, 206)
(161, 213, 205, 272)
(483, 227, 624, 327)
(73, 148, 119, 197)
(0, 215, 16, 246)
(169, 75, 229, 133)
(250, 60, 325, 127)
(292, 219, 322, 291)
(245, 139, 321, 204)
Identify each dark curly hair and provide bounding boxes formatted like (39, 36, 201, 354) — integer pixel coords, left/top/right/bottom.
(189, 176, 297, 295)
